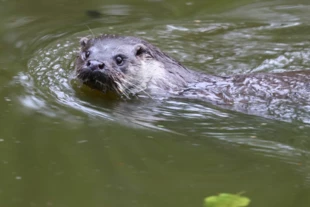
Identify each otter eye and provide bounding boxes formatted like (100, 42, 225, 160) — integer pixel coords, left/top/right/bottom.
(115, 56, 124, 65)
(85, 51, 90, 58)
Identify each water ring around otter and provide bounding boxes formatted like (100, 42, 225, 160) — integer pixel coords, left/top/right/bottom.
(75, 34, 310, 121)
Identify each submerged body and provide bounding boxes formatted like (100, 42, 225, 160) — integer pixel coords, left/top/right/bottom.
(75, 34, 310, 116)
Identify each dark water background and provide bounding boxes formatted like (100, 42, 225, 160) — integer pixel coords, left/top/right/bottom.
(1, 0, 310, 206)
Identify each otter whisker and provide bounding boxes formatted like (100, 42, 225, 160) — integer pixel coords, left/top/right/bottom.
(86, 25, 95, 39)
(113, 78, 153, 98)
(108, 73, 131, 98)
(118, 77, 153, 99)
(114, 80, 130, 99)
(112, 75, 135, 99)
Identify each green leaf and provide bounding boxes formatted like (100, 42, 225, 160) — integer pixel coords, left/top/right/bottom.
(204, 193, 251, 207)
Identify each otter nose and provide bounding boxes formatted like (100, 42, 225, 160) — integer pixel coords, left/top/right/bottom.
(86, 60, 105, 71)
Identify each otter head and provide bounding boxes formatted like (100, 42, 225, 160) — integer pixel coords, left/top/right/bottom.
(75, 34, 167, 98)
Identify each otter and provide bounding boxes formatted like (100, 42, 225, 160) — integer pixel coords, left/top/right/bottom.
(75, 34, 310, 109)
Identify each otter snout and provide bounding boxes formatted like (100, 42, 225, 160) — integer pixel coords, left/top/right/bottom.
(86, 60, 105, 71)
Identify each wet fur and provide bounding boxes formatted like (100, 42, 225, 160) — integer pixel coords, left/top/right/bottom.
(75, 34, 310, 108)
(75, 34, 201, 98)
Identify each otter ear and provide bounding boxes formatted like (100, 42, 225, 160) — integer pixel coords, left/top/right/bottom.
(134, 44, 148, 57)
(79, 37, 89, 47)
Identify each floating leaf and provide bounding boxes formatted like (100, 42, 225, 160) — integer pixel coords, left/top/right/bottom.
(204, 193, 250, 207)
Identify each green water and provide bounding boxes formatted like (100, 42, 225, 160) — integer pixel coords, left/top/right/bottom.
(1, 0, 310, 206)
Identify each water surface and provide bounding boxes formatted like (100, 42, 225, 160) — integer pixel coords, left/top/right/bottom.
(1, 0, 310, 206)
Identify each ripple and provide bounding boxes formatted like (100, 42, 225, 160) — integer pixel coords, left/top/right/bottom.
(18, 19, 310, 173)
(22, 34, 101, 118)
(22, 32, 195, 130)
